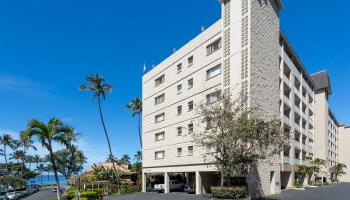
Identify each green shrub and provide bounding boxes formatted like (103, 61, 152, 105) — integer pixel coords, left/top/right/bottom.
(294, 181, 303, 188)
(119, 185, 141, 194)
(72, 198, 88, 200)
(64, 189, 102, 200)
(211, 186, 248, 199)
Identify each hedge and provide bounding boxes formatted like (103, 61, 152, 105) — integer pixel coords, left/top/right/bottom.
(119, 185, 141, 194)
(64, 189, 102, 200)
(211, 186, 248, 200)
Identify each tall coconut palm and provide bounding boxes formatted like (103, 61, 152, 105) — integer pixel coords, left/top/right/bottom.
(80, 74, 118, 174)
(126, 97, 143, 148)
(26, 118, 72, 200)
(0, 134, 17, 173)
(36, 163, 45, 185)
(10, 150, 26, 179)
(120, 154, 131, 165)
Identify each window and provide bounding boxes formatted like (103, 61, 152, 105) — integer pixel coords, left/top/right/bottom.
(188, 101, 194, 111)
(155, 132, 165, 141)
(188, 123, 194, 133)
(177, 106, 182, 116)
(155, 75, 165, 87)
(188, 146, 193, 156)
(188, 78, 193, 89)
(207, 118, 215, 129)
(177, 127, 183, 136)
(206, 91, 221, 103)
(155, 113, 165, 123)
(206, 144, 216, 154)
(188, 56, 193, 67)
(177, 148, 183, 157)
(177, 84, 182, 94)
(206, 64, 221, 79)
(155, 94, 165, 105)
(207, 38, 222, 55)
(155, 151, 165, 160)
(177, 63, 182, 73)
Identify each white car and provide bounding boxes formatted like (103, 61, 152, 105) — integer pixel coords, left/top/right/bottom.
(154, 180, 185, 192)
(5, 192, 17, 200)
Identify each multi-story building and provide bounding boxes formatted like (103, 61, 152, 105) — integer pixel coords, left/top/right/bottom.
(311, 71, 340, 182)
(339, 125, 350, 182)
(141, 0, 347, 197)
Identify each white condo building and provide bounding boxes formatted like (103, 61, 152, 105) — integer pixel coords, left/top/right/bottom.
(141, 0, 349, 198)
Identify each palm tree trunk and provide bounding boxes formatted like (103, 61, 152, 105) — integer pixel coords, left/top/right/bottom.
(138, 114, 142, 148)
(48, 144, 61, 200)
(97, 96, 119, 187)
(4, 145, 8, 173)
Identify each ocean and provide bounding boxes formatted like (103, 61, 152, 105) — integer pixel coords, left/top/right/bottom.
(27, 175, 67, 186)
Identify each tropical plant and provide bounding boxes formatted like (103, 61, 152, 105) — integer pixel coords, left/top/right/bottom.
(80, 74, 118, 180)
(120, 154, 131, 165)
(25, 118, 72, 200)
(48, 147, 86, 181)
(334, 163, 347, 182)
(194, 94, 286, 185)
(0, 133, 17, 173)
(91, 164, 122, 184)
(10, 150, 26, 179)
(36, 163, 45, 185)
(126, 97, 143, 148)
(131, 151, 142, 174)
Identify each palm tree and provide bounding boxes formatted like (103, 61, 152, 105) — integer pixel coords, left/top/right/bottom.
(26, 118, 72, 200)
(126, 97, 143, 148)
(36, 164, 45, 185)
(0, 133, 17, 173)
(10, 150, 26, 178)
(80, 74, 118, 174)
(335, 163, 347, 182)
(120, 154, 131, 165)
(33, 155, 42, 170)
(134, 151, 142, 163)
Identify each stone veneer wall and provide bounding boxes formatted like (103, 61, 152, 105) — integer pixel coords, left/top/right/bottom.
(247, 0, 281, 198)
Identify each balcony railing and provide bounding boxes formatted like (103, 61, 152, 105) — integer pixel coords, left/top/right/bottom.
(283, 156, 290, 164)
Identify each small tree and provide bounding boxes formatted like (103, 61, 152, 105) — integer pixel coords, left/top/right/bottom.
(194, 94, 286, 186)
(334, 163, 347, 182)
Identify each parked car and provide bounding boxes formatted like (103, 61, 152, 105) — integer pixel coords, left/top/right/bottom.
(5, 192, 17, 200)
(184, 183, 196, 194)
(0, 196, 6, 200)
(154, 180, 185, 193)
(14, 192, 21, 199)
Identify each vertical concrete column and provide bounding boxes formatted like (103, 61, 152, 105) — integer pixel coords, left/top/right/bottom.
(195, 171, 202, 195)
(164, 172, 170, 194)
(142, 172, 146, 192)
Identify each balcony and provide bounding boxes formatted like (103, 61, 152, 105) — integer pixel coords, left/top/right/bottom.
(283, 156, 290, 164)
(283, 74, 291, 85)
(308, 131, 313, 139)
(283, 116, 291, 126)
(294, 159, 302, 165)
(307, 145, 313, 153)
(302, 143, 307, 151)
(283, 95, 291, 106)
(294, 141, 301, 149)
(302, 160, 310, 166)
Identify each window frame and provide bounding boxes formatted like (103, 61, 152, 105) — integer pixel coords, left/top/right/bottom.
(206, 64, 222, 80)
(155, 151, 165, 160)
(155, 93, 165, 105)
(155, 75, 165, 87)
(155, 113, 165, 123)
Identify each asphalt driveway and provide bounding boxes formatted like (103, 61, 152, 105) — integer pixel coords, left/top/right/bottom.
(23, 187, 56, 200)
(106, 183, 350, 200)
(268, 183, 350, 200)
(105, 192, 212, 200)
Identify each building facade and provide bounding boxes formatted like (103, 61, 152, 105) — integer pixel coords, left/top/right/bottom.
(142, 0, 347, 197)
(339, 125, 350, 182)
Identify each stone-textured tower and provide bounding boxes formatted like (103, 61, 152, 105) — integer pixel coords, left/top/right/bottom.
(219, 0, 283, 197)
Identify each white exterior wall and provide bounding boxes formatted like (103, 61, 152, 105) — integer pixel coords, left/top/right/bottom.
(339, 126, 350, 182)
(142, 20, 222, 171)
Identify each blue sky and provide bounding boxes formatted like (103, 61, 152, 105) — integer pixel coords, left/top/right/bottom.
(0, 0, 349, 170)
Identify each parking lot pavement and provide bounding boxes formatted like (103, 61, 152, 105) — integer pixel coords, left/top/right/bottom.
(267, 183, 350, 200)
(105, 192, 212, 200)
(23, 188, 56, 200)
